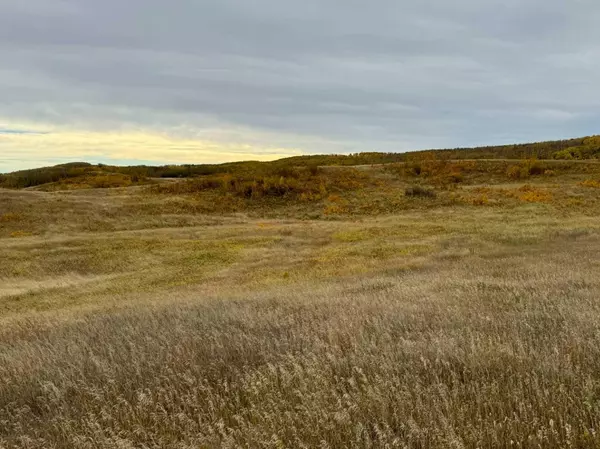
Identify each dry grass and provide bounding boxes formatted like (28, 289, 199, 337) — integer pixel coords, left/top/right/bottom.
(1, 161, 600, 448)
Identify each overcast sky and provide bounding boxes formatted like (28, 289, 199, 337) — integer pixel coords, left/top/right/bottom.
(1, 0, 599, 172)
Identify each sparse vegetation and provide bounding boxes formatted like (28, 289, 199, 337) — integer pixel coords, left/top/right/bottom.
(1, 140, 600, 448)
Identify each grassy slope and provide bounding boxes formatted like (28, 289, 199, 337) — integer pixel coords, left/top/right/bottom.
(1, 159, 600, 447)
(1, 134, 599, 189)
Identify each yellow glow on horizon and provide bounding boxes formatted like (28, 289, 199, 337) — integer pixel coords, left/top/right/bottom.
(0, 125, 304, 171)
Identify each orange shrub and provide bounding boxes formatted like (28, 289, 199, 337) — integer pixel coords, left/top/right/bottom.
(0, 212, 22, 223)
(506, 165, 525, 179)
(506, 159, 546, 179)
(151, 167, 368, 202)
(10, 230, 33, 238)
(580, 179, 600, 188)
(471, 194, 489, 206)
(515, 185, 552, 203)
(88, 174, 133, 189)
(323, 204, 348, 215)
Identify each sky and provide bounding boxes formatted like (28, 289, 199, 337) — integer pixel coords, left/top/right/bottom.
(1, 0, 600, 172)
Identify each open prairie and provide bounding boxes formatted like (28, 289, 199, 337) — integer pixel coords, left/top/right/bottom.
(1, 158, 600, 448)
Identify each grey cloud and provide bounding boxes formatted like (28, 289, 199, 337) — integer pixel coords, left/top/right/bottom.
(1, 0, 600, 164)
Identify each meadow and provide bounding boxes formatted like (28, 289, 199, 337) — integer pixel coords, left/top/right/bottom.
(1, 152, 600, 448)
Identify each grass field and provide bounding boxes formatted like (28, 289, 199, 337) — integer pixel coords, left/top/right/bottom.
(1, 158, 600, 448)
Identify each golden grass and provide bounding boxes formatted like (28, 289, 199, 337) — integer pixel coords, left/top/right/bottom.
(581, 179, 600, 189)
(1, 160, 600, 448)
(32, 173, 143, 191)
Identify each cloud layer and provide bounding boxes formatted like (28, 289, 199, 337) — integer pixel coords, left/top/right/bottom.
(1, 0, 600, 171)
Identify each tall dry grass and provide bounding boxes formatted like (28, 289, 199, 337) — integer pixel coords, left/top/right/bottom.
(1, 237, 600, 448)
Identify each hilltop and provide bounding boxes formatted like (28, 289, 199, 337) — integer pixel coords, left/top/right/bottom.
(1, 135, 599, 190)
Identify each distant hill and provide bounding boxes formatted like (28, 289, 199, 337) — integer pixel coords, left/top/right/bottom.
(1, 135, 598, 189)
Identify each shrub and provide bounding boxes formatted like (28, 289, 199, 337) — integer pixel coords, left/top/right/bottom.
(405, 185, 436, 198)
(515, 185, 552, 202)
(554, 137, 600, 160)
(527, 160, 545, 176)
(10, 230, 33, 238)
(410, 163, 422, 176)
(0, 212, 22, 223)
(553, 149, 576, 160)
(150, 168, 366, 202)
(445, 172, 464, 184)
(323, 204, 347, 215)
(506, 159, 545, 179)
(88, 174, 134, 189)
(580, 179, 600, 188)
(506, 165, 524, 179)
(471, 194, 489, 206)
